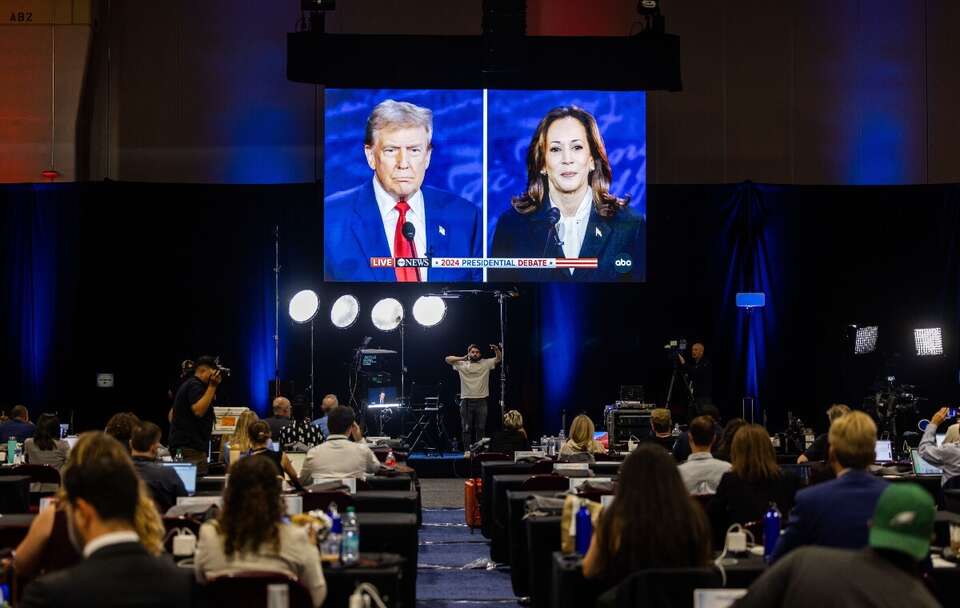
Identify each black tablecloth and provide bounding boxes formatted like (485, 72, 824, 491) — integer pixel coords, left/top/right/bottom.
(506, 490, 563, 597)
(324, 552, 405, 608)
(526, 514, 562, 608)
(0, 476, 30, 514)
(363, 475, 414, 492)
(356, 513, 418, 608)
(353, 491, 421, 524)
(489, 474, 538, 562)
(0, 513, 34, 549)
(480, 462, 543, 538)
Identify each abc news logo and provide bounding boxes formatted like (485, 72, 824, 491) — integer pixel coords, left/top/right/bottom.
(613, 253, 633, 274)
(370, 257, 431, 268)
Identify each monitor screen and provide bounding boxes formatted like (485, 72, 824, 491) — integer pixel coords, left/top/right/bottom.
(323, 89, 647, 283)
(367, 386, 399, 406)
(874, 440, 893, 462)
(162, 462, 197, 495)
(910, 449, 941, 475)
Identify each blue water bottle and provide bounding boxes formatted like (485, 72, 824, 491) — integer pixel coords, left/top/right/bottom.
(763, 502, 781, 562)
(575, 502, 593, 555)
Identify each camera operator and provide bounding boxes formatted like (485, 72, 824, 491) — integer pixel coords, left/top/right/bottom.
(678, 342, 713, 417)
(168, 356, 223, 474)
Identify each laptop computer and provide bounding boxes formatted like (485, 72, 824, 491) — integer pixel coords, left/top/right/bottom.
(874, 439, 893, 463)
(910, 449, 941, 476)
(287, 452, 307, 476)
(161, 462, 197, 495)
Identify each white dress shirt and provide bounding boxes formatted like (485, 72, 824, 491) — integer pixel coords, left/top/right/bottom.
(550, 190, 593, 274)
(83, 530, 140, 557)
(297, 435, 383, 486)
(373, 177, 428, 280)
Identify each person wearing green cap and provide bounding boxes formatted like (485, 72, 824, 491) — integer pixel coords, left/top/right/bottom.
(732, 483, 940, 608)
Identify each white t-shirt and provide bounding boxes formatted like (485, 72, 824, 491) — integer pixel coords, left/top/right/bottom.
(453, 358, 497, 399)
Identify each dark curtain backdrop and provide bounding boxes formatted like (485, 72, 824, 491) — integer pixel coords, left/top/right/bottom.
(3, 181, 959, 439)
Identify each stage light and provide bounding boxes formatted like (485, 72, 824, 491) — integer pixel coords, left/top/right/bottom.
(371, 298, 403, 332)
(853, 326, 878, 355)
(330, 294, 360, 329)
(412, 296, 447, 328)
(288, 289, 320, 324)
(914, 328, 943, 356)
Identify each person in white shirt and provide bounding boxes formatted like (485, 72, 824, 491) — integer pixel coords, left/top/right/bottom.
(196, 455, 325, 607)
(678, 415, 732, 495)
(446, 343, 502, 453)
(298, 406, 383, 486)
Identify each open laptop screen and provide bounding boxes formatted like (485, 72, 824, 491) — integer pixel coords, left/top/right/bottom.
(910, 449, 941, 476)
(161, 462, 197, 494)
(874, 440, 893, 462)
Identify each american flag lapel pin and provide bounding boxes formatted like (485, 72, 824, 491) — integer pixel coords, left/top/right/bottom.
(595, 227, 603, 238)
(439, 225, 446, 236)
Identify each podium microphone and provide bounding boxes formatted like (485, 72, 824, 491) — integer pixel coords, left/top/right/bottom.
(543, 208, 563, 257)
(402, 222, 421, 281)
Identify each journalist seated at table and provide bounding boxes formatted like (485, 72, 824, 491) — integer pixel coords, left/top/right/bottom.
(129, 421, 187, 514)
(280, 399, 324, 450)
(771, 410, 888, 562)
(640, 408, 677, 455)
(195, 456, 326, 607)
(104, 412, 142, 454)
(24, 413, 71, 474)
(707, 424, 799, 548)
(677, 415, 731, 495)
(487, 410, 530, 455)
(733, 483, 940, 608)
(298, 406, 384, 485)
(713, 417, 747, 462)
(20, 433, 192, 608)
(918, 406, 960, 488)
(247, 420, 303, 487)
(582, 444, 711, 588)
(221, 409, 258, 463)
(796, 403, 850, 464)
(0, 404, 36, 442)
(559, 414, 607, 458)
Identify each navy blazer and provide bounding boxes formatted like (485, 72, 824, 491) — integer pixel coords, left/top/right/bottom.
(771, 469, 888, 562)
(488, 201, 646, 282)
(324, 181, 482, 282)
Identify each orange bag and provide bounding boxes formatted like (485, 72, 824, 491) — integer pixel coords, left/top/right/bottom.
(465, 478, 483, 528)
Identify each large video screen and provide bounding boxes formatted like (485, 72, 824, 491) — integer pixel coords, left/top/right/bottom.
(323, 89, 646, 283)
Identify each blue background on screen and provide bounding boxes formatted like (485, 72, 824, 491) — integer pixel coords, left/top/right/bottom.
(486, 90, 646, 253)
(324, 89, 483, 207)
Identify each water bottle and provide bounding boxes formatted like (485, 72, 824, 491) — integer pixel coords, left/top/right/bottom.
(14, 442, 23, 465)
(763, 502, 781, 562)
(341, 506, 360, 565)
(672, 423, 681, 438)
(6, 438, 15, 465)
(575, 501, 592, 555)
(558, 428, 566, 442)
(384, 449, 397, 468)
(175, 448, 183, 462)
(321, 503, 342, 562)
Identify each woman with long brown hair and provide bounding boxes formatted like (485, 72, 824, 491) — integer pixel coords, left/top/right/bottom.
(559, 414, 607, 457)
(195, 455, 326, 607)
(490, 105, 645, 281)
(582, 444, 711, 586)
(707, 424, 799, 547)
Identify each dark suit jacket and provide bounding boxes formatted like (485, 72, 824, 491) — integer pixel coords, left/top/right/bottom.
(133, 457, 188, 514)
(489, 201, 646, 282)
(324, 181, 482, 282)
(20, 542, 194, 607)
(771, 469, 888, 562)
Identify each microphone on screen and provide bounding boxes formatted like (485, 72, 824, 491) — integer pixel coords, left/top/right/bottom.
(402, 221, 416, 243)
(546, 207, 562, 226)
(542, 207, 564, 257)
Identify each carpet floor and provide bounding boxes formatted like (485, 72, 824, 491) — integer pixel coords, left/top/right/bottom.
(417, 508, 522, 608)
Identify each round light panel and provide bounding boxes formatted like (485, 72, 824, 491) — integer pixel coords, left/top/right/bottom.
(330, 294, 360, 329)
(288, 289, 320, 324)
(412, 296, 447, 328)
(371, 298, 404, 332)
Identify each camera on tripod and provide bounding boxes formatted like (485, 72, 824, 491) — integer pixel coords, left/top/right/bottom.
(663, 339, 688, 361)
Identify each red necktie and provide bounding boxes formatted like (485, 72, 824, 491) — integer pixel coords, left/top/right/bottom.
(393, 200, 420, 282)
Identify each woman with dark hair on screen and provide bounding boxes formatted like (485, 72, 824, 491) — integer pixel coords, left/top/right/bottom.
(490, 105, 645, 282)
(582, 444, 711, 588)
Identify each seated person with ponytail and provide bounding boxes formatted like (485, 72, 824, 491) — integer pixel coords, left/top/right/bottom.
(246, 420, 304, 490)
(195, 456, 326, 607)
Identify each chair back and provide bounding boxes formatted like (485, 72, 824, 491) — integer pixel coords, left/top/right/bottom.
(301, 489, 354, 513)
(204, 571, 313, 608)
(520, 474, 569, 492)
(470, 451, 512, 478)
(944, 489, 960, 514)
(603, 567, 724, 608)
(13, 464, 61, 486)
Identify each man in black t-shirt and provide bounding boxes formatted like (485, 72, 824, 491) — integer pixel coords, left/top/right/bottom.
(168, 356, 222, 474)
(678, 342, 713, 416)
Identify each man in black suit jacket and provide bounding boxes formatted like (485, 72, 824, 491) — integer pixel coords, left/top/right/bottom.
(130, 421, 188, 514)
(21, 433, 193, 607)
